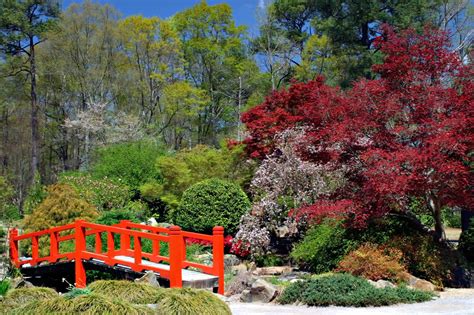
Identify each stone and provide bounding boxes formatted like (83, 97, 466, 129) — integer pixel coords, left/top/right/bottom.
(135, 271, 160, 288)
(146, 218, 159, 227)
(231, 264, 248, 275)
(224, 254, 240, 267)
(11, 277, 34, 289)
(368, 279, 396, 289)
(407, 275, 436, 292)
(253, 266, 293, 276)
(225, 271, 256, 296)
(239, 278, 279, 303)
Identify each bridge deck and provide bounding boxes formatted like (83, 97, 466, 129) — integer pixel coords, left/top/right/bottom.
(20, 255, 219, 289)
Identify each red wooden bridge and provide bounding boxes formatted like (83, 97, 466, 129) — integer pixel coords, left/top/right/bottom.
(8, 220, 225, 294)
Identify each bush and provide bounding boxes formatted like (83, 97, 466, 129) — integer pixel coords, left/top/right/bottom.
(336, 243, 407, 282)
(59, 173, 132, 211)
(0, 176, 19, 221)
(291, 220, 356, 273)
(91, 140, 164, 190)
(23, 184, 99, 232)
(88, 280, 163, 304)
(279, 273, 434, 307)
(458, 218, 474, 263)
(151, 144, 253, 209)
(0, 279, 10, 296)
(172, 179, 250, 234)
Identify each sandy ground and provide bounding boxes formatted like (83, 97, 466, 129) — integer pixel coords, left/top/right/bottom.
(229, 289, 474, 315)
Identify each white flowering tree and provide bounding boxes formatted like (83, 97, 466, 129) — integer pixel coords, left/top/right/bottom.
(233, 128, 346, 257)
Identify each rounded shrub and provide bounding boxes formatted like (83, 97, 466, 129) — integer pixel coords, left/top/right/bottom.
(172, 179, 250, 234)
(278, 273, 434, 307)
(2, 287, 58, 307)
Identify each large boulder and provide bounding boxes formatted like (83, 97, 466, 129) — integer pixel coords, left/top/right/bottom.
(240, 278, 279, 303)
(253, 266, 293, 276)
(368, 279, 396, 289)
(225, 271, 256, 296)
(401, 273, 436, 292)
(134, 271, 160, 288)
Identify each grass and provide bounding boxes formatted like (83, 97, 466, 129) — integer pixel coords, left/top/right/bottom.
(2, 287, 58, 307)
(88, 280, 163, 304)
(7, 294, 154, 315)
(2, 281, 231, 315)
(154, 288, 231, 315)
(279, 273, 435, 307)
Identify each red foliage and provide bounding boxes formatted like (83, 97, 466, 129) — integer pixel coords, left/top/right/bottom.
(241, 25, 473, 228)
(230, 239, 251, 258)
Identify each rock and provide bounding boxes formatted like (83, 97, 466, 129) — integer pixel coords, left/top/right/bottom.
(253, 266, 293, 276)
(157, 222, 172, 228)
(290, 278, 303, 284)
(11, 277, 34, 289)
(225, 271, 256, 296)
(239, 278, 279, 303)
(135, 271, 160, 288)
(231, 264, 248, 275)
(368, 279, 396, 289)
(276, 226, 290, 238)
(224, 254, 240, 267)
(407, 275, 436, 292)
(240, 289, 252, 302)
(146, 218, 159, 227)
(247, 262, 257, 272)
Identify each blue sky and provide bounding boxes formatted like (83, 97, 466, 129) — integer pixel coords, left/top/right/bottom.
(61, 0, 263, 33)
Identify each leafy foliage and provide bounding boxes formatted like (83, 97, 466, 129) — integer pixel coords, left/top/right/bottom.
(291, 220, 355, 273)
(0, 176, 17, 221)
(23, 184, 98, 232)
(172, 179, 250, 234)
(0, 279, 10, 296)
(59, 173, 131, 211)
(151, 144, 253, 210)
(233, 129, 346, 257)
(91, 141, 164, 191)
(336, 243, 407, 282)
(242, 26, 473, 239)
(278, 273, 434, 306)
(459, 218, 474, 263)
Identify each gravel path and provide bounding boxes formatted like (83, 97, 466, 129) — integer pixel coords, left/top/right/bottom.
(229, 289, 474, 315)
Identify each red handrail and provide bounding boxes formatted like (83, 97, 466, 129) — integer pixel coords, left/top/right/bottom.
(8, 220, 225, 294)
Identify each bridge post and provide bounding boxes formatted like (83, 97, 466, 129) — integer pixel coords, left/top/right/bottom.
(74, 220, 87, 288)
(119, 220, 131, 255)
(9, 228, 19, 267)
(169, 226, 183, 288)
(49, 231, 58, 263)
(212, 226, 225, 295)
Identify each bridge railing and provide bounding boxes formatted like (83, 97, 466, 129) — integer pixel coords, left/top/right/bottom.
(9, 220, 224, 294)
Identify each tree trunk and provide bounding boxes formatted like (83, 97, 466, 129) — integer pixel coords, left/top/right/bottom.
(30, 36, 39, 185)
(428, 193, 445, 240)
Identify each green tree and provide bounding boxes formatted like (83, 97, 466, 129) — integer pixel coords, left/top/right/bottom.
(173, 1, 257, 144)
(0, 0, 59, 206)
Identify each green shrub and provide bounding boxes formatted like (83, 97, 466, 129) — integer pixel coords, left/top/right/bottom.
(151, 144, 254, 209)
(23, 184, 99, 232)
(279, 273, 434, 307)
(291, 220, 356, 273)
(336, 243, 407, 282)
(154, 288, 231, 315)
(0, 279, 10, 296)
(458, 218, 474, 262)
(172, 178, 250, 234)
(0, 176, 19, 221)
(88, 280, 163, 304)
(91, 140, 164, 190)
(59, 172, 132, 211)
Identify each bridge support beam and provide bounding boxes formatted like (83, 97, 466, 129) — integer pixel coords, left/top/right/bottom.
(169, 226, 183, 288)
(75, 220, 87, 288)
(213, 226, 224, 295)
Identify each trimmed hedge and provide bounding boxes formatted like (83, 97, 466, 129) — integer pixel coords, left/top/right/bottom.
(172, 178, 251, 234)
(279, 273, 434, 307)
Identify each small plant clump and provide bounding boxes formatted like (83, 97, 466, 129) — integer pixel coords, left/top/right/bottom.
(279, 273, 435, 307)
(336, 243, 408, 282)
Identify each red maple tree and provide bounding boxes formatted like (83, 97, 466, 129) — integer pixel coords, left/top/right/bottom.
(241, 26, 473, 239)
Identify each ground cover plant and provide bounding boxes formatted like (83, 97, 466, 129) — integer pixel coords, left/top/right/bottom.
(1, 281, 231, 315)
(279, 273, 435, 307)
